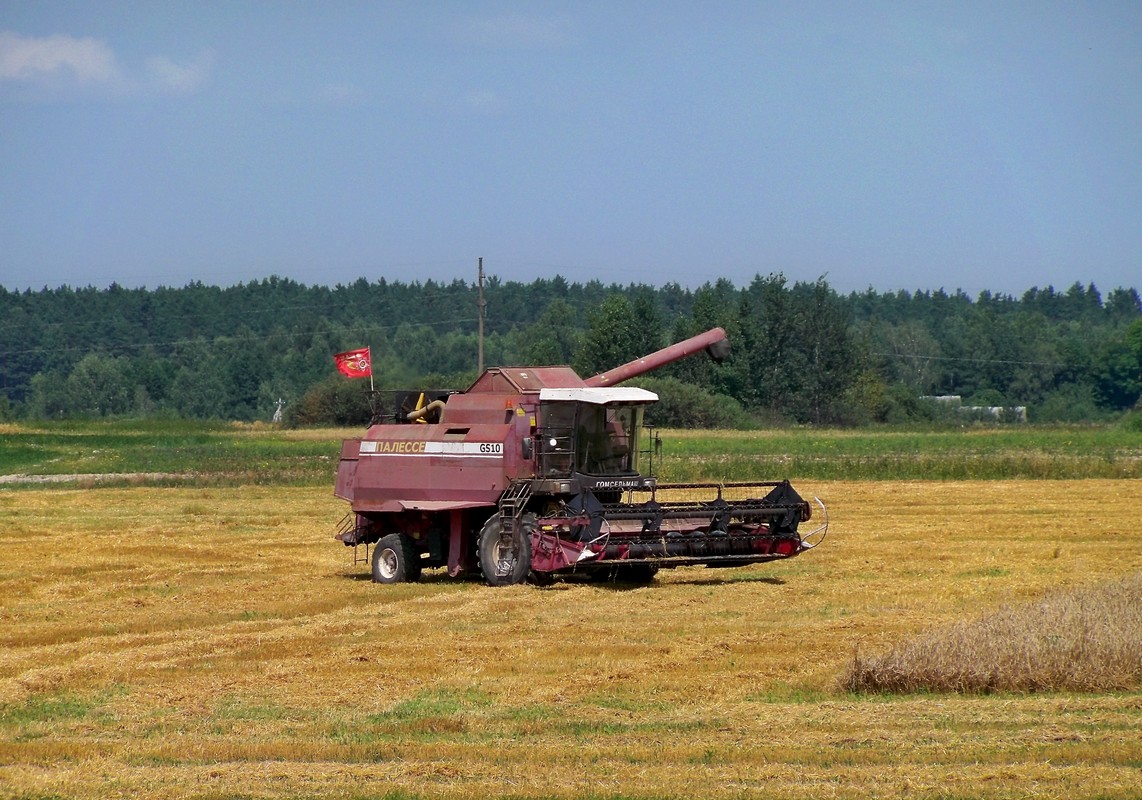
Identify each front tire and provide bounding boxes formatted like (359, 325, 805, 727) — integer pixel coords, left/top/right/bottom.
(478, 514, 533, 586)
(372, 533, 421, 584)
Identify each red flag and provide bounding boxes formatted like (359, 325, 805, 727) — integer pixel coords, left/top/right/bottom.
(334, 347, 372, 379)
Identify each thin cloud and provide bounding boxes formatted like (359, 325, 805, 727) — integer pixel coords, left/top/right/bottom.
(145, 51, 213, 93)
(0, 30, 121, 85)
(1, 30, 211, 96)
(462, 88, 509, 114)
(318, 83, 364, 104)
(456, 13, 576, 49)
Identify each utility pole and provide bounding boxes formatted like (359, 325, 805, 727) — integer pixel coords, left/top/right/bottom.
(477, 257, 485, 373)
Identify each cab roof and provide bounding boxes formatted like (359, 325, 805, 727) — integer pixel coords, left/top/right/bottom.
(539, 387, 658, 405)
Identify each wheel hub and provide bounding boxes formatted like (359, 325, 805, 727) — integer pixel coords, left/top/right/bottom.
(378, 548, 399, 580)
(492, 540, 517, 577)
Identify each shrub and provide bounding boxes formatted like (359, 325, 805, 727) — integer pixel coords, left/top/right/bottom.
(638, 377, 750, 429)
(1121, 406, 1142, 433)
(1034, 383, 1111, 423)
(286, 378, 373, 427)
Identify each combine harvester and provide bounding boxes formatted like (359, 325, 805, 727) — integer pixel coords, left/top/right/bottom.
(334, 328, 826, 585)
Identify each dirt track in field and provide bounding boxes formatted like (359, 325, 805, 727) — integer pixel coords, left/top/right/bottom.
(0, 472, 178, 484)
(1, 480, 1140, 799)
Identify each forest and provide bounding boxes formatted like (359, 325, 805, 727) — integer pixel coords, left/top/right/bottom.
(1, 274, 1140, 428)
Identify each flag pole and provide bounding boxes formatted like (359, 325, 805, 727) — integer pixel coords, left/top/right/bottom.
(367, 347, 376, 424)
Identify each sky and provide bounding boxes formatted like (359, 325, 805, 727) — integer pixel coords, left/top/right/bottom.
(1, 2, 1140, 298)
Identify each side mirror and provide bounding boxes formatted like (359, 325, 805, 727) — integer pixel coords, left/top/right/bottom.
(521, 437, 534, 460)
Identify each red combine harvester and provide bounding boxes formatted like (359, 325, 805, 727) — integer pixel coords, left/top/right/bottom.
(334, 328, 826, 585)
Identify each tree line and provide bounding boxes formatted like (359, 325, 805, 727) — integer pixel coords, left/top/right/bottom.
(1, 274, 1139, 426)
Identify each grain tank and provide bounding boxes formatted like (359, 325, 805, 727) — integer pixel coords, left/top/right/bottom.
(334, 328, 826, 585)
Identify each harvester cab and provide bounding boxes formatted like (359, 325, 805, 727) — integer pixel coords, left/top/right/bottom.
(334, 327, 827, 586)
(534, 387, 655, 485)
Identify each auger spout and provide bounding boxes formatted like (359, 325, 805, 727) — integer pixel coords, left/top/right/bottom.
(583, 327, 730, 387)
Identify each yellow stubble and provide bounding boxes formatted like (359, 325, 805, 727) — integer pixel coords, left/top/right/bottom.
(0, 480, 1139, 798)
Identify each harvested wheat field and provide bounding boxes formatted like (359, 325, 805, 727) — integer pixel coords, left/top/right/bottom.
(1, 480, 1140, 799)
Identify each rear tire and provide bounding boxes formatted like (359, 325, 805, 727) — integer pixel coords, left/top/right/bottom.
(478, 514, 533, 586)
(372, 533, 421, 584)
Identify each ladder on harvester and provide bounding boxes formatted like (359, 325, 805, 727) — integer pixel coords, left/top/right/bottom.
(498, 480, 533, 538)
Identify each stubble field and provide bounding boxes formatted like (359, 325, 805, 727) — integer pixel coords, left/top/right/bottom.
(2, 476, 1140, 799)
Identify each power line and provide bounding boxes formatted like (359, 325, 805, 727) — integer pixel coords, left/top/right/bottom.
(871, 351, 1071, 369)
